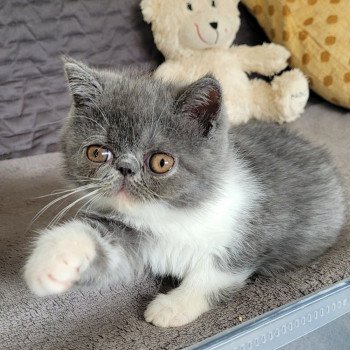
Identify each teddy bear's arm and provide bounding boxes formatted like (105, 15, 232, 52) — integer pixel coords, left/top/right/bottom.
(232, 43, 291, 76)
(153, 61, 195, 84)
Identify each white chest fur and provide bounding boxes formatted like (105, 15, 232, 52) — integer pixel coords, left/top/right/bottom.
(120, 171, 259, 278)
(141, 195, 236, 277)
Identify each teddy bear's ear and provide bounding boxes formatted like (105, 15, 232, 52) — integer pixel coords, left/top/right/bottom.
(175, 75, 222, 136)
(140, 0, 161, 24)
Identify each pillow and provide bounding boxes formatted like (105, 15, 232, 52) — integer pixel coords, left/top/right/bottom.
(241, 0, 350, 109)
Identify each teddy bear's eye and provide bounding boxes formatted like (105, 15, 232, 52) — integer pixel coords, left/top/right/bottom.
(212, 0, 216, 7)
(187, 3, 193, 11)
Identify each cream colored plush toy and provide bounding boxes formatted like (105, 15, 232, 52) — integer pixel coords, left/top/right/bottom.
(141, 0, 309, 125)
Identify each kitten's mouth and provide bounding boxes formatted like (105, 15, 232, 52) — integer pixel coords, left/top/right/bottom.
(116, 181, 133, 201)
(117, 182, 127, 195)
(111, 181, 140, 212)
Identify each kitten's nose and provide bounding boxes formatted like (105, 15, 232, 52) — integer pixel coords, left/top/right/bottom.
(210, 22, 218, 29)
(118, 166, 135, 177)
(116, 155, 138, 177)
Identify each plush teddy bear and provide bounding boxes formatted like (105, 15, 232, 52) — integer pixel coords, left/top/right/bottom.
(141, 0, 309, 125)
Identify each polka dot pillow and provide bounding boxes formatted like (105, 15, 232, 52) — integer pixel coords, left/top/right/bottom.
(241, 0, 350, 109)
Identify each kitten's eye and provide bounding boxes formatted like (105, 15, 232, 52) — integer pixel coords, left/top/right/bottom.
(86, 145, 113, 163)
(148, 153, 174, 174)
(187, 3, 193, 11)
(212, 0, 216, 7)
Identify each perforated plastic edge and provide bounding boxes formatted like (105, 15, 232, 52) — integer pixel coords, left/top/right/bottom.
(189, 278, 350, 350)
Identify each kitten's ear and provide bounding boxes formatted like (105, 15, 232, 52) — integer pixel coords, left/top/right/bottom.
(175, 75, 222, 136)
(62, 56, 103, 108)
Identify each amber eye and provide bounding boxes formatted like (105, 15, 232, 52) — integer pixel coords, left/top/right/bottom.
(148, 153, 175, 174)
(86, 145, 113, 163)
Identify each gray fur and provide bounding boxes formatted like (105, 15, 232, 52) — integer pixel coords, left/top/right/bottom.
(61, 57, 346, 298)
(218, 123, 346, 275)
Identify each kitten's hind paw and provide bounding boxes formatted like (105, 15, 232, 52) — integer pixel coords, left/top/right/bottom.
(24, 221, 96, 296)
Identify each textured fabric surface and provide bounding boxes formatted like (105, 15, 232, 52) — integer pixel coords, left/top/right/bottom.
(0, 0, 265, 160)
(0, 0, 161, 160)
(241, 0, 350, 109)
(0, 99, 349, 350)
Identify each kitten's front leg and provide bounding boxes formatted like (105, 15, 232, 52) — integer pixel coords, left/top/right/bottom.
(145, 264, 252, 327)
(24, 220, 135, 296)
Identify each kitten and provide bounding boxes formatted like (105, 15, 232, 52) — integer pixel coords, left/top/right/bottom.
(23, 58, 346, 327)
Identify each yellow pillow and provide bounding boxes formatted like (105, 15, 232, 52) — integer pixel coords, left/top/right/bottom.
(241, 0, 350, 109)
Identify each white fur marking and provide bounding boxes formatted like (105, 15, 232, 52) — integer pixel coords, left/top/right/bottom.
(106, 165, 261, 279)
(145, 268, 251, 327)
(24, 221, 96, 296)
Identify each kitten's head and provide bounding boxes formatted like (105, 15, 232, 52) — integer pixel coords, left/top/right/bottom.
(62, 58, 230, 214)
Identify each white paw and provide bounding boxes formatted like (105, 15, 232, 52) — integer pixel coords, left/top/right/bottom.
(272, 69, 309, 122)
(24, 221, 96, 296)
(145, 292, 209, 328)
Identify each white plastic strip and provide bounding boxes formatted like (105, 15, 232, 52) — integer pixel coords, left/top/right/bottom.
(189, 278, 350, 350)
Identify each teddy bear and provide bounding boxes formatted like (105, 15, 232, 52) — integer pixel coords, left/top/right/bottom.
(141, 0, 309, 125)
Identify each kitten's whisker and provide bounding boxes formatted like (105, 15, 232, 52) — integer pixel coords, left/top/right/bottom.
(75, 192, 103, 218)
(89, 99, 110, 127)
(70, 179, 94, 183)
(132, 180, 162, 200)
(40, 120, 63, 127)
(65, 173, 94, 180)
(73, 176, 101, 181)
(81, 135, 106, 146)
(30, 184, 98, 226)
(48, 189, 100, 227)
(65, 173, 105, 185)
(35, 185, 94, 198)
(74, 115, 107, 133)
(136, 229, 152, 254)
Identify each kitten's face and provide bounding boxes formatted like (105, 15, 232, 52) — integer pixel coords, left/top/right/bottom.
(62, 58, 229, 213)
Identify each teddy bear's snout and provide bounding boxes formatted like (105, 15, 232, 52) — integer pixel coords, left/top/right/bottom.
(209, 22, 218, 30)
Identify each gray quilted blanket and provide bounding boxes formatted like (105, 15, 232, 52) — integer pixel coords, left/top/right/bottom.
(0, 0, 160, 159)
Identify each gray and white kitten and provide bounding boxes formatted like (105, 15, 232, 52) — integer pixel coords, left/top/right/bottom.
(24, 58, 346, 327)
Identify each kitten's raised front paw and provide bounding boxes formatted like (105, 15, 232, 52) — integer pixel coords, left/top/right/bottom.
(145, 292, 210, 327)
(24, 221, 96, 296)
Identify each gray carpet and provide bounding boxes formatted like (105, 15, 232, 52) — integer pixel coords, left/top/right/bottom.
(0, 98, 349, 350)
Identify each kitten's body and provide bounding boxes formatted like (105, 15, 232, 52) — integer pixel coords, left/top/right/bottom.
(24, 59, 346, 327)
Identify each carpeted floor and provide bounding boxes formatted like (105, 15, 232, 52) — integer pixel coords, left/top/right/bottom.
(0, 97, 349, 350)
